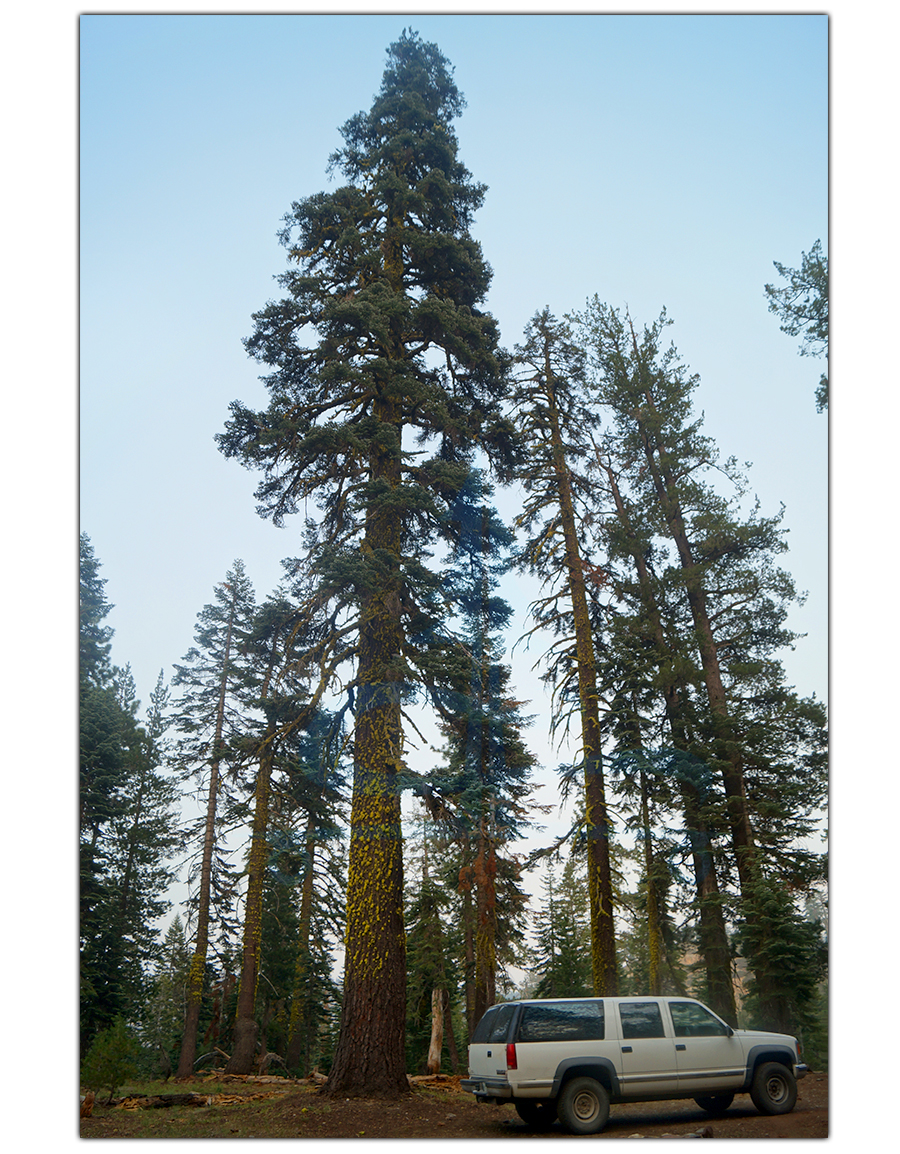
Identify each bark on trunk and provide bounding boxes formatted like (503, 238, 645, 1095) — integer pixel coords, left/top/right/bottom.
(544, 367, 617, 995)
(323, 394, 408, 1098)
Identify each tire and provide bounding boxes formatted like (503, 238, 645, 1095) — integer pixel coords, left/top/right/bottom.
(694, 1093, 734, 1115)
(750, 1061, 797, 1115)
(557, 1077, 610, 1135)
(514, 1099, 558, 1129)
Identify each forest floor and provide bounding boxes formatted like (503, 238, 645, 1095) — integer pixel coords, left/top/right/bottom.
(80, 1070, 828, 1140)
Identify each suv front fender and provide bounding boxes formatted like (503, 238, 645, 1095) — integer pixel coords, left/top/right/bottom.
(741, 1045, 804, 1090)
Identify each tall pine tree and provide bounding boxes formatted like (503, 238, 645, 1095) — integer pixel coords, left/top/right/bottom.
(574, 299, 826, 1031)
(172, 561, 256, 1077)
(510, 310, 618, 995)
(218, 31, 513, 1095)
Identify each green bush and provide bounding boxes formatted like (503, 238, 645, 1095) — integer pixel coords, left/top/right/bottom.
(81, 1016, 141, 1103)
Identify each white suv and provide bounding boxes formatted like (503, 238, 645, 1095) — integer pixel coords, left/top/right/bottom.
(461, 995, 808, 1134)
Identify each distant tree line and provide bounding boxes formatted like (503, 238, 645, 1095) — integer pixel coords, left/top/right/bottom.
(80, 29, 827, 1096)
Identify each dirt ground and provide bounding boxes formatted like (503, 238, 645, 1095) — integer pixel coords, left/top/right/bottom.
(81, 1070, 828, 1140)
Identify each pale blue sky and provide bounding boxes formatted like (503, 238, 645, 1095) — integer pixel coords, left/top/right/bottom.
(80, 11, 828, 739)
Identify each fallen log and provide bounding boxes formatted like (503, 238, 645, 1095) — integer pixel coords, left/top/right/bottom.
(114, 1094, 208, 1110)
(110, 1090, 289, 1110)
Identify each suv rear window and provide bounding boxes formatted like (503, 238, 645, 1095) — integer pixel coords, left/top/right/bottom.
(517, 1001, 605, 1042)
(471, 1003, 516, 1044)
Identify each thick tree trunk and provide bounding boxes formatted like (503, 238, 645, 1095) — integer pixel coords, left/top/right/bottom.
(323, 676, 406, 1095)
(324, 395, 408, 1098)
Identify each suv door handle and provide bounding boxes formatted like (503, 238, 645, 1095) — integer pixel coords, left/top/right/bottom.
(621, 1046, 633, 1053)
(675, 1044, 686, 1051)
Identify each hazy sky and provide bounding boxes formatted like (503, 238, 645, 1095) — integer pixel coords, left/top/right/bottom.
(80, 10, 827, 740)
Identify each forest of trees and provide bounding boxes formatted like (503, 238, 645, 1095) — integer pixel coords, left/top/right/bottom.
(80, 30, 828, 1096)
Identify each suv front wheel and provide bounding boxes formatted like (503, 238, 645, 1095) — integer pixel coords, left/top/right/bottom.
(750, 1062, 797, 1115)
(557, 1077, 610, 1135)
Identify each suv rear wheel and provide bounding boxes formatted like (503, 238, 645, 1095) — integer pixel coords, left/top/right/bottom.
(514, 1099, 557, 1129)
(750, 1062, 797, 1115)
(557, 1077, 610, 1135)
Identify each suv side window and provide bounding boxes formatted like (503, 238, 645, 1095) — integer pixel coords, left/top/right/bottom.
(669, 1001, 730, 1037)
(471, 1003, 516, 1044)
(518, 1001, 605, 1042)
(619, 1001, 665, 1039)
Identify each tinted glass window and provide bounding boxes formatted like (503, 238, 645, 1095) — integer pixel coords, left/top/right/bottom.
(518, 1001, 605, 1042)
(619, 1001, 665, 1039)
(471, 1003, 516, 1044)
(669, 1001, 729, 1038)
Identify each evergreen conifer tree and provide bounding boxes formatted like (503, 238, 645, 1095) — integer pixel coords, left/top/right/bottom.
(510, 309, 618, 995)
(173, 561, 256, 1077)
(425, 472, 537, 1030)
(276, 709, 348, 1074)
(404, 814, 461, 1074)
(589, 449, 738, 1022)
(528, 856, 593, 998)
(764, 239, 828, 412)
(144, 915, 192, 1077)
(217, 30, 513, 1095)
(573, 299, 827, 1031)
(227, 595, 301, 1072)
(79, 538, 181, 1052)
(80, 534, 127, 997)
